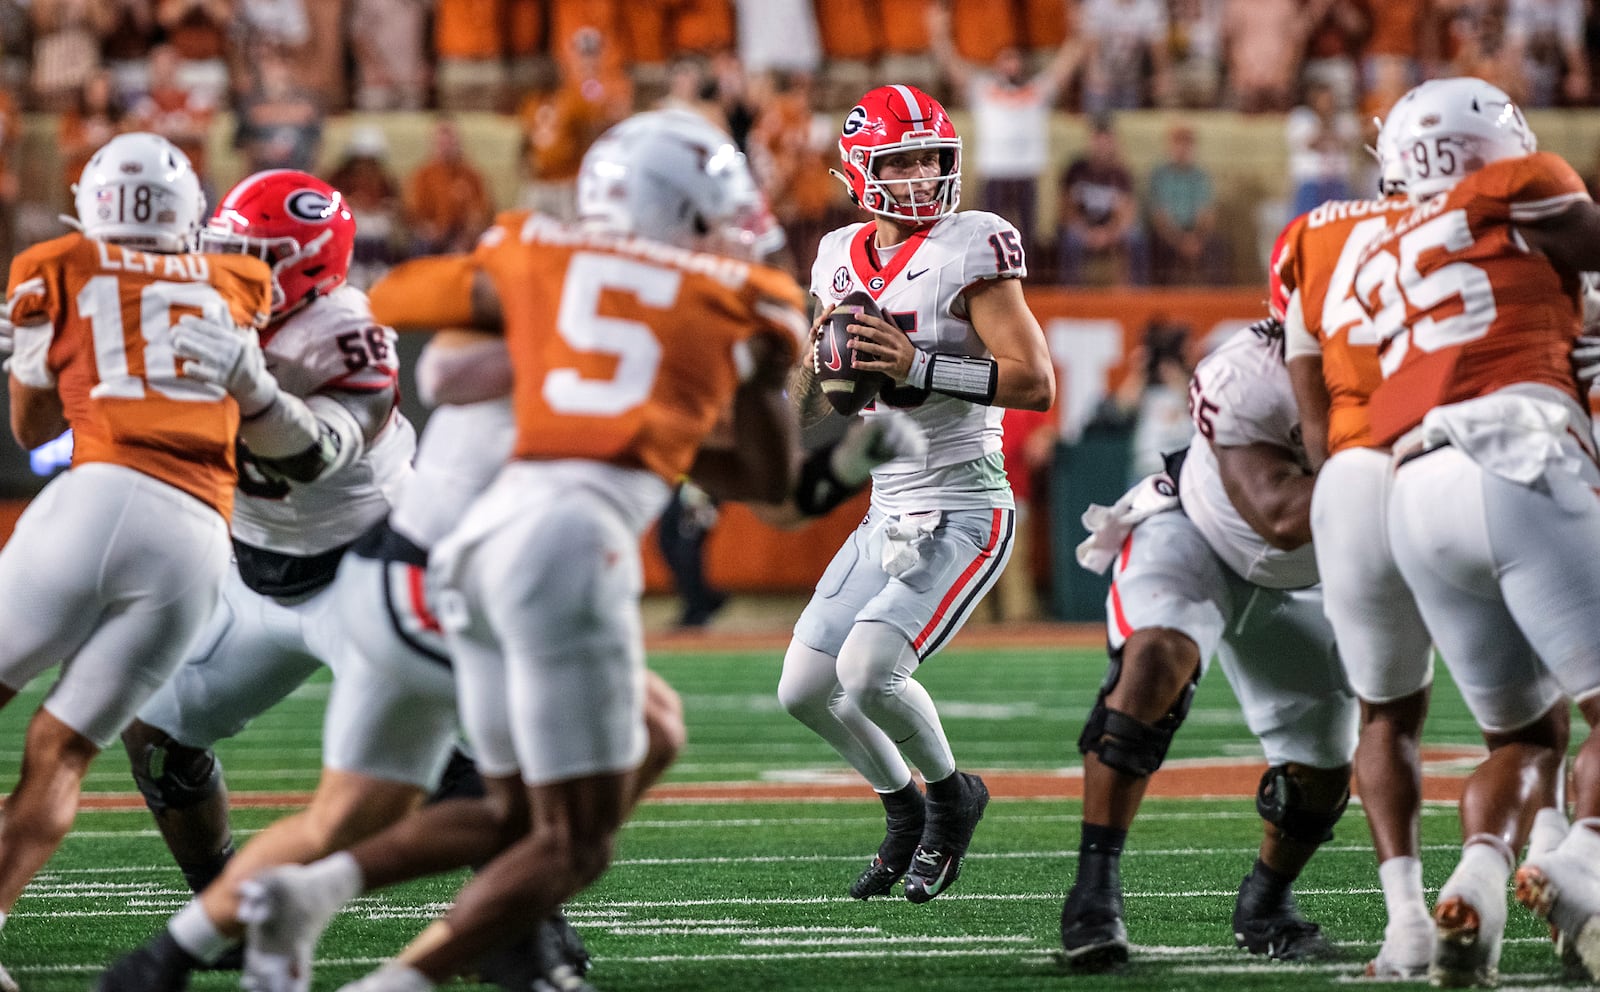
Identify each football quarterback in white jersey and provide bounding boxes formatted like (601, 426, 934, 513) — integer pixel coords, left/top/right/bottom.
(97, 170, 415, 989)
(778, 83, 1055, 905)
(1061, 269, 1357, 971)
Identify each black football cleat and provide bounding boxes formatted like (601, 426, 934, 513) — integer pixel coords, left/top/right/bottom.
(1232, 867, 1337, 961)
(850, 793, 927, 899)
(902, 772, 989, 904)
(1059, 881, 1130, 972)
(94, 931, 196, 992)
(475, 912, 595, 992)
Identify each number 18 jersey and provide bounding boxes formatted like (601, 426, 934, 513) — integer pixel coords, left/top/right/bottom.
(6, 232, 272, 518)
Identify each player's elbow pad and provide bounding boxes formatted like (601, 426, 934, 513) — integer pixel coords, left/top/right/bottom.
(238, 393, 364, 483)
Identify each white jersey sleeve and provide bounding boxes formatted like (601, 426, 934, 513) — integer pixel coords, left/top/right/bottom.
(1178, 327, 1318, 590)
(231, 284, 415, 560)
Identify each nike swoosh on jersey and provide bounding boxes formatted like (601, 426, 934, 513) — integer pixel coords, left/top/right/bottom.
(906, 268, 930, 280)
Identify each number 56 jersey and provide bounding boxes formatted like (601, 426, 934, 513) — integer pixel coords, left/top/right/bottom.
(6, 231, 272, 518)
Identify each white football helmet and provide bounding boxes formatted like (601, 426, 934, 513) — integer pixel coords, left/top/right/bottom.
(1384, 77, 1535, 204)
(1371, 114, 1408, 197)
(74, 132, 205, 253)
(575, 109, 784, 260)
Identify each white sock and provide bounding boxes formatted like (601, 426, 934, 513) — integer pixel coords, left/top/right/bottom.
(1558, 818, 1600, 861)
(378, 963, 436, 992)
(306, 851, 365, 904)
(168, 899, 236, 964)
(1457, 835, 1514, 890)
(0, 910, 9, 932)
(1378, 855, 1428, 925)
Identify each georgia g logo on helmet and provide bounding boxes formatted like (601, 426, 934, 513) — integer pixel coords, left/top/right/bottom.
(842, 106, 884, 138)
(284, 188, 336, 224)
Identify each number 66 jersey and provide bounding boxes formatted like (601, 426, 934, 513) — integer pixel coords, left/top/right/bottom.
(7, 231, 272, 517)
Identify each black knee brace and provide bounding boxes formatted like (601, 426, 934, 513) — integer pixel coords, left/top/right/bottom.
(1255, 764, 1350, 845)
(124, 726, 224, 815)
(1076, 645, 1198, 778)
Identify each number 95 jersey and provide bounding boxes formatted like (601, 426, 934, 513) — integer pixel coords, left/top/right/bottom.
(810, 211, 1025, 495)
(1363, 151, 1590, 446)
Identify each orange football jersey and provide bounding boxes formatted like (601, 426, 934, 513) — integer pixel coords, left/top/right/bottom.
(1362, 152, 1590, 446)
(375, 211, 805, 483)
(1278, 196, 1410, 455)
(7, 233, 273, 517)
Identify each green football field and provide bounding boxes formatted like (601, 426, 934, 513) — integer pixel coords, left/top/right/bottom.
(0, 639, 1584, 991)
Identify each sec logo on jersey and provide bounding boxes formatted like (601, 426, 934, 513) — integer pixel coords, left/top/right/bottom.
(831, 266, 852, 298)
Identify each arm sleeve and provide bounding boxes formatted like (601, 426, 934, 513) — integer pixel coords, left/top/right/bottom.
(368, 254, 478, 330)
(1487, 152, 1591, 224)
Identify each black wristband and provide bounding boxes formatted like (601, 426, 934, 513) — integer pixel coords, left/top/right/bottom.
(793, 444, 865, 517)
(928, 353, 999, 405)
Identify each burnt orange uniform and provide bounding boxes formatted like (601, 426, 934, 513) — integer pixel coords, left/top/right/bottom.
(1278, 196, 1410, 454)
(371, 210, 804, 482)
(1361, 152, 1590, 446)
(6, 233, 272, 517)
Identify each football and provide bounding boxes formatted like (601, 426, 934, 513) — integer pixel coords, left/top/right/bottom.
(817, 290, 892, 416)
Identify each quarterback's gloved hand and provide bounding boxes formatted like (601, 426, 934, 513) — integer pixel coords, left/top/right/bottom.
(830, 411, 928, 487)
(172, 313, 280, 416)
(1574, 334, 1600, 388)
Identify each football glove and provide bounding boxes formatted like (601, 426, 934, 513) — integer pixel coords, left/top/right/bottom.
(172, 313, 280, 416)
(830, 411, 928, 487)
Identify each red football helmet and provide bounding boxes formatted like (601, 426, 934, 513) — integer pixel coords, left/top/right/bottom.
(1267, 215, 1299, 323)
(201, 169, 355, 319)
(833, 84, 961, 224)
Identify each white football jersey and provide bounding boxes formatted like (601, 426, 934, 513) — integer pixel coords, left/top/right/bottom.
(389, 397, 515, 551)
(1179, 326, 1319, 590)
(231, 284, 416, 556)
(810, 212, 1024, 514)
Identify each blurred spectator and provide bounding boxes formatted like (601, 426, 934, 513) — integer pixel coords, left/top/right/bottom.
(233, 46, 323, 174)
(1504, 0, 1589, 107)
(0, 0, 28, 97)
(1221, 0, 1308, 112)
(328, 125, 405, 290)
(280, 0, 348, 113)
(1424, 0, 1517, 90)
(1146, 123, 1224, 286)
(1166, 0, 1224, 109)
(877, 0, 932, 89)
(1356, 0, 1423, 97)
(813, 0, 879, 107)
(405, 119, 492, 255)
(59, 69, 123, 202)
(30, 0, 113, 113)
(349, 0, 428, 110)
(434, 0, 506, 111)
(672, 0, 736, 56)
(1089, 319, 1195, 483)
(236, 0, 309, 54)
(703, 50, 758, 150)
(746, 70, 840, 274)
(1286, 80, 1358, 215)
(657, 54, 717, 117)
(127, 44, 215, 195)
(928, 0, 1079, 255)
(986, 406, 1054, 622)
(736, 0, 820, 74)
(0, 85, 18, 266)
(1303, 0, 1366, 109)
(1079, 0, 1169, 113)
(517, 25, 631, 219)
(657, 481, 727, 628)
(505, 0, 555, 96)
(1057, 117, 1147, 286)
(156, 0, 231, 106)
(100, 0, 162, 105)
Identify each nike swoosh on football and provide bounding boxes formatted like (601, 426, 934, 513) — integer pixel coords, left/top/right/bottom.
(906, 268, 930, 280)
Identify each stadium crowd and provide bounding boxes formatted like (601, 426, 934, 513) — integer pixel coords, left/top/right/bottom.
(0, 0, 1598, 286)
